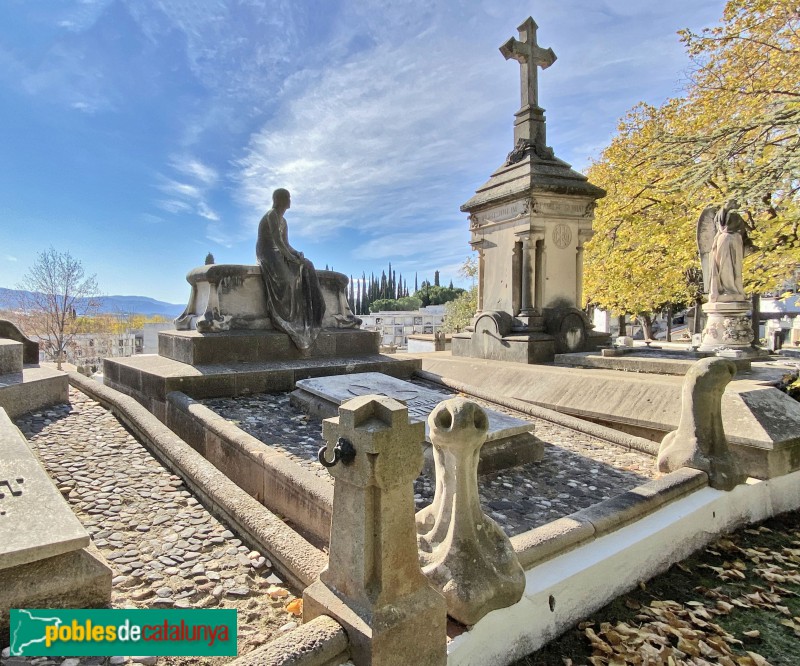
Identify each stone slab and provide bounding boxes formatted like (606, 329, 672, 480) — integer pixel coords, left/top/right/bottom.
(0, 408, 90, 570)
(554, 350, 752, 376)
(0, 341, 22, 376)
(411, 352, 800, 479)
(1, 545, 112, 646)
(159, 329, 379, 365)
(0, 366, 69, 421)
(291, 372, 543, 474)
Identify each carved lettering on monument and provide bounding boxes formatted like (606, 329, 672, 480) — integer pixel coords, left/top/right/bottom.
(0, 477, 25, 516)
(474, 200, 528, 226)
(540, 201, 586, 216)
(552, 224, 572, 249)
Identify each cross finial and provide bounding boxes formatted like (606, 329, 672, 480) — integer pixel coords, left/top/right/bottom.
(500, 17, 556, 111)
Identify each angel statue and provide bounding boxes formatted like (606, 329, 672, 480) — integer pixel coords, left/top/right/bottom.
(696, 200, 755, 303)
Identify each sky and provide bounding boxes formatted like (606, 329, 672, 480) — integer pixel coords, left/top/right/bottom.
(0, 0, 726, 304)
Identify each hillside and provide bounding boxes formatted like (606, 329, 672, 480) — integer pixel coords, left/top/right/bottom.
(0, 288, 184, 318)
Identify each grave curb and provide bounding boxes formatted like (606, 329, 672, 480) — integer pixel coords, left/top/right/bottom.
(165, 391, 333, 545)
(228, 615, 349, 666)
(68, 372, 327, 590)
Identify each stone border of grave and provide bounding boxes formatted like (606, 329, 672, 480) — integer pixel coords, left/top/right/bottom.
(68, 372, 327, 590)
(165, 391, 333, 545)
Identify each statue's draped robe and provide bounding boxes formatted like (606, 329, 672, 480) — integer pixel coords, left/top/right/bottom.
(256, 210, 325, 352)
(709, 210, 746, 302)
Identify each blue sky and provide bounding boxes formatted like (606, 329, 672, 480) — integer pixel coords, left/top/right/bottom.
(0, 0, 725, 304)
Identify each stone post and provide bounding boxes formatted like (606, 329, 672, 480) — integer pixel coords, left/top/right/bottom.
(656, 357, 745, 491)
(416, 398, 525, 625)
(303, 395, 447, 666)
(518, 236, 534, 317)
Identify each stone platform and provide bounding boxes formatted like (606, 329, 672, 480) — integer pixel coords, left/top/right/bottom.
(0, 408, 111, 644)
(290, 373, 543, 475)
(0, 367, 68, 420)
(160, 328, 379, 365)
(104, 352, 421, 422)
(409, 352, 800, 480)
(554, 350, 753, 376)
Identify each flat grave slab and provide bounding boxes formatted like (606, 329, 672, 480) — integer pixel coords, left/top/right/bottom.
(291, 372, 543, 474)
(0, 409, 89, 570)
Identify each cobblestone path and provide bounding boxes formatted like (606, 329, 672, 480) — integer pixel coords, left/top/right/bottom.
(203, 381, 657, 537)
(5, 388, 302, 666)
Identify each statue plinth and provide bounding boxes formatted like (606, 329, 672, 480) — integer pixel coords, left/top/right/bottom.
(698, 300, 756, 354)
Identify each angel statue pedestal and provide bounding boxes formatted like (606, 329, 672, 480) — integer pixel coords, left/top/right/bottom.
(698, 300, 755, 353)
(696, 202, 764, 357)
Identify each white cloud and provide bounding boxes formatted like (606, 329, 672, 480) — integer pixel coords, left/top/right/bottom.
(4, 255, 18, 262)
(197, 202, 220, 221)
(170, 156, 218, 186)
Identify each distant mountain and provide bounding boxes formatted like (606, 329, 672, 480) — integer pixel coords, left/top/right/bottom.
(0, 288, 184, 318)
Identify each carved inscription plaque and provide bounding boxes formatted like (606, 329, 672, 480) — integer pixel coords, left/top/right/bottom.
(473, 200, 529, 227)
(552, 224, 572, 249)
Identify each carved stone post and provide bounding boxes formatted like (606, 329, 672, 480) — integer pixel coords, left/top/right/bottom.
(416, 398, 525, 625)
(657, 358, 745, 491)
(303, 395, 447, 666)
(518, 235, 534, 317)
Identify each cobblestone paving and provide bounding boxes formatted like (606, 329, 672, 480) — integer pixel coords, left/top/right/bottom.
(203, 381, 657, 537)
(5, 389, 302, 666)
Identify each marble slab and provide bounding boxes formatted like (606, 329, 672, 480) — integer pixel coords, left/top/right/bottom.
(0, 408, 89, 570)
(293, 372, 533, 443)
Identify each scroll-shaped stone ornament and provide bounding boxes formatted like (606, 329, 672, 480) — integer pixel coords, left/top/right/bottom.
(657, 357, 745, 491)
(416, 398, 525, 625)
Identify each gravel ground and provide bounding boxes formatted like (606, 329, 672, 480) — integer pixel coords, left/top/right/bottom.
(202, 381, 657, 537)
(5, 389, 302, 666)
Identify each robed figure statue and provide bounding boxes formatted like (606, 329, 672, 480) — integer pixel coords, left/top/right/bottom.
(257, 189, 325, 353)
(696, 200, 755, 303)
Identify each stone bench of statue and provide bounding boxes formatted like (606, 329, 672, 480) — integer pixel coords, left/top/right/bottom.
(174, 264, 360, 334)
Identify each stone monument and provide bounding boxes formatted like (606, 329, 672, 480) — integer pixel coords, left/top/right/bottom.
(452, 17, 608, 364)
(696, 201, 762, 356)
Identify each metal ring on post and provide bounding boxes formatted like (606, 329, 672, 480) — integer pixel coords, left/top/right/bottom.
(318, 437, 356, 468)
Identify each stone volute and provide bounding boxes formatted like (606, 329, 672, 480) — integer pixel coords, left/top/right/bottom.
(657, 357, 746, 491)
(303, 395, 447, 666)
(416, 398, 525, 625)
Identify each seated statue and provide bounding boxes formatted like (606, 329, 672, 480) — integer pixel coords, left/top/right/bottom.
(256, 189, 326, 353)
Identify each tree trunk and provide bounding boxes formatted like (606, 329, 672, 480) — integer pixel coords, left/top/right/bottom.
(666, 304, 673, 342)
(640, 313, 654, 341)
(617, 314, 627, 336)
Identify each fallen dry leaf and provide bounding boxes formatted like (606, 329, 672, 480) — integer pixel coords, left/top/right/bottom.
(285, 597, 303, 616)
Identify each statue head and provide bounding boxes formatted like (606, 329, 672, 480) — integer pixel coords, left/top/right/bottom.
(272, 188, 291, 209)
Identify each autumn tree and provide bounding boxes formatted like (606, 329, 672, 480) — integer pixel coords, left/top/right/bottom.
(15, 248, 101, 369)
(442, 256, 478, 333)
(585, 0, 799, 326)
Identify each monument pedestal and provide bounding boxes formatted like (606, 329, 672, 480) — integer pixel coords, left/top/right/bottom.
(698, 301, 765, 357)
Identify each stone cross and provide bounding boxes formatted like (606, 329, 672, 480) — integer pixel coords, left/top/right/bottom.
(500, 16, 556, 111)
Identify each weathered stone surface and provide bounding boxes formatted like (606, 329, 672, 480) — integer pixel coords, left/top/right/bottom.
(0, 407, 89, 570)
(418, 354, 800, 479)
(0, 341, 22, 376)
(657, 358, 746, 491)
(0, 545, 111, 645)
(0, 320, 39, 365)
(0, 366, 68, 420)
(304, 395, 447, 666)
(174, 264, 360, 335)
(417, 398, 525, 625)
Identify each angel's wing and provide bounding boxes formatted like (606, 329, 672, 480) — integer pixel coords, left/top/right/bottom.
(696, 206, 718, 294)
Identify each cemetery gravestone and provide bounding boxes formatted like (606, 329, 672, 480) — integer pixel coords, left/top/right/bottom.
(453, 16, 608, 364)
(291, 372, 543, 474)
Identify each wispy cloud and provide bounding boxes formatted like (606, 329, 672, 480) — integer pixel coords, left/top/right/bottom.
(170, 156, 218, 186)
(4, 255, 18, 262)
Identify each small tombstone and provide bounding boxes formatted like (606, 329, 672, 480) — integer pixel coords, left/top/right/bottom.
(416, 398, 525, 625)
(303, 395, 447, 666)
(616, 335, 634, 348)
(657, 357, 745, 491)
